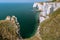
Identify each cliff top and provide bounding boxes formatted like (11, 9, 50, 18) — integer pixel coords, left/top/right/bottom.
(40, 8, 60, 40)
(0, 20, 21, 40)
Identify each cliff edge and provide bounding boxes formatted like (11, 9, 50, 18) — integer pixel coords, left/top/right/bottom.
(40, 8, 60, 40)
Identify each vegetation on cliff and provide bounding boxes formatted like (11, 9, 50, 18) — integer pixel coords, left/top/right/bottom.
(40, 8, 60, 40)
(0, 20, 20, 40)
(52, 0, 60, 2)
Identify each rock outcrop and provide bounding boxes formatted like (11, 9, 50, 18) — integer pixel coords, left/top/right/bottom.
(0, 16, 23, 40)
(33, 2, 60, 23)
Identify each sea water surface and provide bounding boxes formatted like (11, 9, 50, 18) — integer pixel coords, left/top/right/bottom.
(0, 3, 39, 38)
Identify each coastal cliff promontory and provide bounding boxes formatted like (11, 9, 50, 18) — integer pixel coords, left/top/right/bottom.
(0, 16, 22, 40)
(33, 2, 60, 23)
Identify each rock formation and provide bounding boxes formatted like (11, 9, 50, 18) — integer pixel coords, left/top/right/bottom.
(33, 2, 60, 23)
(0, 16, 23, 40)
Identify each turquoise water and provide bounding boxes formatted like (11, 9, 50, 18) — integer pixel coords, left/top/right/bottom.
(0, 3, 39, 38)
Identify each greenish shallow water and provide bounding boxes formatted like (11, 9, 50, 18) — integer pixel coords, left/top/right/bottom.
(0, 3, 39, 38)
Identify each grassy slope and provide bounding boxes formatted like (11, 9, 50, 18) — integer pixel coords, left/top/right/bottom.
(40, 8, 60, 40)
(24, 33, 40, 40)
(0, 20, 19, 40)
(52, 0, 60, 2)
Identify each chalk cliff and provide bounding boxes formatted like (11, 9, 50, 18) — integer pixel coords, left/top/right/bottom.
(33, 2, 60, 23)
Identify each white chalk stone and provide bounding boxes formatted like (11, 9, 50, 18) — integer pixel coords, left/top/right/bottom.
(5, 16, 11, 20)
(33, 2, 60, 23)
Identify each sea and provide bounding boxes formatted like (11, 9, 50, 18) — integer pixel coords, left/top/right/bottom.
(0, 3, 39, 39)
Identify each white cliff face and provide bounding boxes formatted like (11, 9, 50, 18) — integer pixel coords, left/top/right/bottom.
(33, 2, 43, 11)
(33, 3, 37, 8)
(55, 3, 60, 10)
(33, 2, 60, 23)
(5, 16, 11, 20)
